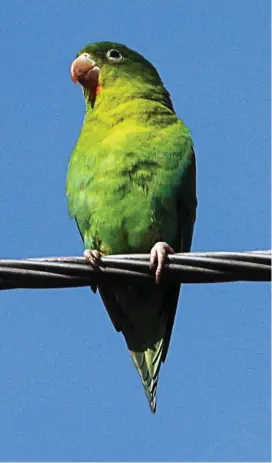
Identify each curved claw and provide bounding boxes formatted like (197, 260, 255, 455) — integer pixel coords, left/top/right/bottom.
(84, 249, 102, 267)
(150, 241, 174, 284)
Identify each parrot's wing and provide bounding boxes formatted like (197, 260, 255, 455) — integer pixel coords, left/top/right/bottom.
(162, 147, 197, 362)
(161, 198, 196, 362)
(74, 217, 98, 293)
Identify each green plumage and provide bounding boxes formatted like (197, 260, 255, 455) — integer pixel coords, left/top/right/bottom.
(66, 42, 197, 412)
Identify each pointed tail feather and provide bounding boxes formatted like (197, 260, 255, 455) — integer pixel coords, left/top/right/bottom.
(130, 338, 164, 413)
(99, 283, 179, 412)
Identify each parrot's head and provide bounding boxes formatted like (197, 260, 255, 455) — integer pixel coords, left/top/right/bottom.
(70, 41, 170, 107)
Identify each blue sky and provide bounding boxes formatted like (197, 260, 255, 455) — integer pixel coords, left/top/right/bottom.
(1, 1, 270, 461)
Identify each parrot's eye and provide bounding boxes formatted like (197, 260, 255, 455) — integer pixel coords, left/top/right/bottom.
(106, 49, 123, 63)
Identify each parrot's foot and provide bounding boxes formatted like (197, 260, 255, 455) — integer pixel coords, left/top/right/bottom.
(150, 241, 174, 284)
(84, 249, 103, 267)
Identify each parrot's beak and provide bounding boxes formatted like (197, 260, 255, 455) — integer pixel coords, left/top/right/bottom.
(70, 53, 100, 96)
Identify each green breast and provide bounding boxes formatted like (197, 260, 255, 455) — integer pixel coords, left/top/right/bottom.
(66, 99, 193, 254)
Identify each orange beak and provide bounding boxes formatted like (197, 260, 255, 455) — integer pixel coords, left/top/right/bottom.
(70, 53, 100, 95)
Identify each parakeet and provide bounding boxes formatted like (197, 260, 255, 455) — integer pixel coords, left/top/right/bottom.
(66, 41, 197, 412)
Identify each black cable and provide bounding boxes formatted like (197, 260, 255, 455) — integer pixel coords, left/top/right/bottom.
(0, 250, 270, 290)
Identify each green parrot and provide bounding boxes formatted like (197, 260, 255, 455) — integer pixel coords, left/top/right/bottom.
(66, 41, 197, 412)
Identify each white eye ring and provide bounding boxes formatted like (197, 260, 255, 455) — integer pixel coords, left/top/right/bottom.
(106, 49, 123, 63)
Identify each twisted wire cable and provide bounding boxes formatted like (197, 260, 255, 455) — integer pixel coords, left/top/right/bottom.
(0, 250, 270, 290)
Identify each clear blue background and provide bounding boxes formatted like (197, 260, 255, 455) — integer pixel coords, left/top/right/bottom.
(1, 1, 270, 461)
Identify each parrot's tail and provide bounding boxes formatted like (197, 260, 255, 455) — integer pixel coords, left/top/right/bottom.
(99, 282, 180, 412)
(130, 338, 164, 413)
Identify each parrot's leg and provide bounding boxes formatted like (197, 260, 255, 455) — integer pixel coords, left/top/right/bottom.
(150, 241, 174, 284)
(84, 249, 103, 267)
